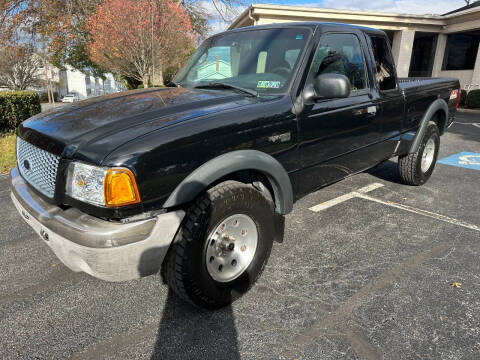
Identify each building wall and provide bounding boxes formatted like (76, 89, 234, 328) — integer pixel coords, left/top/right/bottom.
(391, 30, 415, 77)
(65, 68, 88, 99)
(431, 33, 480, 89)
(470, 45, 480, 90)
(57, 66, 126, 99)
(438, 70, 475, 88)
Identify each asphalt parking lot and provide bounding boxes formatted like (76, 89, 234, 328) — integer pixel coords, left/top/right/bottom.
(1, 111, 479, 359)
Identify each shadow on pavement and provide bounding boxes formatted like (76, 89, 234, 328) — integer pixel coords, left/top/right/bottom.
(150, 290, 241, 360)
(138, 249, 241, 360)
(366, 159, 402, 184)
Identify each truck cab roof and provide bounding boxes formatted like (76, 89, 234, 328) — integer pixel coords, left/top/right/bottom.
(218, 22, 386, 37)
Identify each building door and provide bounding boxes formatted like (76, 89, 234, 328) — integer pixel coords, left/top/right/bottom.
(408, 32, 438, 77)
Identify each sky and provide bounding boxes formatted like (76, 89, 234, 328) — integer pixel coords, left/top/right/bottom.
(206, 0, 469, 35)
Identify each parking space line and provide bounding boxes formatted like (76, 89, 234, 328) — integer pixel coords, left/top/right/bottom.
(309, 192, 357, 212)
(356, 193, 480, 232)
(454, 121, 480, 128)
(310, 182, 480, 232)
(309, 183, 384, 212)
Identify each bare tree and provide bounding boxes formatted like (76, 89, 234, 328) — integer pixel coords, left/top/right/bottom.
(0, 45, 42, 90)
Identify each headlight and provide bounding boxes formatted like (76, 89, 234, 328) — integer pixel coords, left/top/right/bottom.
(66, 162, 140, 207)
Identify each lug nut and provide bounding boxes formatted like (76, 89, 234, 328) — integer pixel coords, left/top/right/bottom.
(40, 229, 49, 241)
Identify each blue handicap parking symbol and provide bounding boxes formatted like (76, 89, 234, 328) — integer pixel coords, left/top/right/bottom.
(438, 152, 480, 171)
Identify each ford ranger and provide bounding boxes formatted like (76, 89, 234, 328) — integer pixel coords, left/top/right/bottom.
(10, 23, 460, 309)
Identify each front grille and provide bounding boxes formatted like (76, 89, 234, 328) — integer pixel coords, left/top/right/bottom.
(16, 137, 60, 198)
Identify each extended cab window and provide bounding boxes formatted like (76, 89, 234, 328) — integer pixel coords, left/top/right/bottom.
(310, 33, 367, 92)
(367, 35, 397, 91)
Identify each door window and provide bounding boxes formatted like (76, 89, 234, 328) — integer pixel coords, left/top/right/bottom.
(310, 33, 367, 92)
(367, 35, 397, 91)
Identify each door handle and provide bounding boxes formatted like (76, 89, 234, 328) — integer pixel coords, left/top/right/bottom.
(353, 106, 376, 116)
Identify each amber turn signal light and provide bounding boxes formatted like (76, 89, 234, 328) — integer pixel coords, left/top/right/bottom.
(104, 168, 140, 207)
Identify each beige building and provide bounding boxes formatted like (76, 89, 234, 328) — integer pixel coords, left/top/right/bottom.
(229, 3, 480, 90)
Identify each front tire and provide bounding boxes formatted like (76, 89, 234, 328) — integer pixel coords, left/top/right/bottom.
(398, 122, 440, 186)
(162, 180, 276, 309)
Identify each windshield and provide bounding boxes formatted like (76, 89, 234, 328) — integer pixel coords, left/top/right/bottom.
(175, 28, 311, 94)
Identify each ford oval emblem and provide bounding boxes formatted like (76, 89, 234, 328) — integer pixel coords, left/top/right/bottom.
(23, 159, 31, 171)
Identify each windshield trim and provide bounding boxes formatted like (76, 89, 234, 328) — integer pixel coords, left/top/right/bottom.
(174, 26, 314, 97)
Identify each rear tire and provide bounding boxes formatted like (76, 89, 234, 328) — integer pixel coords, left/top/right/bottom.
(162, 180, 276, 309)
(398, 122, 440, 186)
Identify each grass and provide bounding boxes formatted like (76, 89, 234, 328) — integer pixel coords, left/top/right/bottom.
(0, 132, 16, 174)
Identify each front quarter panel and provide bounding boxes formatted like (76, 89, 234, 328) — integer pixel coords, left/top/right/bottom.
(102, 96, 298, 213)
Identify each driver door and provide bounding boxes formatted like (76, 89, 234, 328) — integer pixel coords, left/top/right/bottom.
(296, 32, 382, 190)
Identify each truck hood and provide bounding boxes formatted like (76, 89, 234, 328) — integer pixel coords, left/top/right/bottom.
(19, 87, 250, 163)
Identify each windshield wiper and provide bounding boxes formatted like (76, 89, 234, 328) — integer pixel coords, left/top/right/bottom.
(194, 82, 258, 97)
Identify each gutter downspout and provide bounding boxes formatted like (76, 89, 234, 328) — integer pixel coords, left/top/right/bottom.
(248, 8, 256, 25)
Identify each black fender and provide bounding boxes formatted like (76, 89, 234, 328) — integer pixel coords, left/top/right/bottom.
(162, 150, 294, 215)
(409, 98, 448, 154)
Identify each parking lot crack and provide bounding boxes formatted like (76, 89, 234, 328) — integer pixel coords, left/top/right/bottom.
(278, 242, 451, 360)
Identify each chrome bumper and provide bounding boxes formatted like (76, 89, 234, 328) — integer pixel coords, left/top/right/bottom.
(10, 167, 185, 281)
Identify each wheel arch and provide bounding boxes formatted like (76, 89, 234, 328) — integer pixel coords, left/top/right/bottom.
(162, 150, 294, 215)
(409, 98, 448, 154)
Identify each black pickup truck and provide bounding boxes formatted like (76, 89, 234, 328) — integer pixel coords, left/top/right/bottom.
(10, 23, 460, 309)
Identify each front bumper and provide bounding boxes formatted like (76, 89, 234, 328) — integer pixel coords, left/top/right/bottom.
(10, 167, 185, 281)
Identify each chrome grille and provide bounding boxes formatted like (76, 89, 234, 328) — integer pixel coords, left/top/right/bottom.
(16, 137, 60, 198)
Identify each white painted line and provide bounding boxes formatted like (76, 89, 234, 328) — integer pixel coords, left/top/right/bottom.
(309, 192, 357, 212)
(454, 121, 480, 127)
(356, 183, 385, 194)
(309, 183, 384, 212)
(309, 182, 480, 232)
(356, 193, 480, 232)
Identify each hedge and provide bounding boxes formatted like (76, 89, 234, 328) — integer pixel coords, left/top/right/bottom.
(466, 89, 480, 109)
(0, 91, 41, 132)
(459, 89, 467, 106)
(39, 91, 59, 102)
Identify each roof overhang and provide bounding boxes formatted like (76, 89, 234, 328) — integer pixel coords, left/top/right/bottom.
(228, 4, 480, 34)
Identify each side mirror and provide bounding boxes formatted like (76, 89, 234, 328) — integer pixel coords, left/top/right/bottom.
(303, 73, 351, 105)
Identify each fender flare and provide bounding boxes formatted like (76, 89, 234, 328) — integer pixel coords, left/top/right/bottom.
(162, 150, 294, 215)
(409, 98, 448, 154)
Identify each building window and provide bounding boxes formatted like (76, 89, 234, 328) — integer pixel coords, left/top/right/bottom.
(409, 32, 438, 77)
(442, 32, 480, 71)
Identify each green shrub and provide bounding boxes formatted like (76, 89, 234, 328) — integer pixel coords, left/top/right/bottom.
(164, 66, 179, 85)
(0, 91, 41, 132)
(466, 89, 480, 108)
(137, 84, 144, 89)
(459, 89, 467, 106)
(39, 91, 59, 102)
